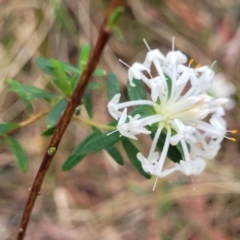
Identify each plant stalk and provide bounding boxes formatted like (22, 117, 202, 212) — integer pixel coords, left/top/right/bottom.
(16, 1, 126, 239)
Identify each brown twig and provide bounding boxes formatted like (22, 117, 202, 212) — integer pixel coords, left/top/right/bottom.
(16, 1, 126, 239)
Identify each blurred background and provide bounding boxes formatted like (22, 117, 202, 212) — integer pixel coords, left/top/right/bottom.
(0, 0, 240, 239)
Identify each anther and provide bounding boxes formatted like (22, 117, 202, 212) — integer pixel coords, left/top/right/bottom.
(189, 59, 194, 67)
(230, 130, 238, 134)
(228, 137, 236, 142)
(195, 64, 201, 68)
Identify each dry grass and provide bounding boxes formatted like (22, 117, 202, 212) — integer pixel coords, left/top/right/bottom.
(0, 0, 240, 239)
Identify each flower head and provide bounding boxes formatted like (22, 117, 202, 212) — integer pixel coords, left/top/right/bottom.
(108, 39, 235, 185)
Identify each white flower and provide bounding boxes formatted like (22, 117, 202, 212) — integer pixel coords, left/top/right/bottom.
(128, 63, 149, 87)
(107, 93, 122, 120)
(117, 108, 151, 140)
(137, 152, 159, 174)
(170, 119, 196, 145)
(108, 39, 233, 185)
(175, 158, 206, 176)
(209, 73, 236, 110)
(148, 76, 167, 102)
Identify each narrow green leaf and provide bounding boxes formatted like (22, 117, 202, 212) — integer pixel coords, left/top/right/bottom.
(41, 126, 56, 136)
(107, 7, 124, 30)
(121, 138, 151, 179)
(62, 129, 101, 171)
(51, 59, 71, 95)
(106, 145, 124, 166)
(0, 122, 18, 136)
(152, 132, 182, 163)
(6, 137, 28, 173)
(37, 57, 80, 76)
(36, 57, 55, 76)
(93, 68, 106, 77)
(79, 44, 91, 70)
(127, 78, 146, 105)
(83, 92, 92, 118)
(6, 79, 57, 102)
(87, 82, 101, 90)
(107, 73, 121, 100)
(80, 131, 121, 154)
(130, 105, 156, 119)
(46, 98, 67, 127)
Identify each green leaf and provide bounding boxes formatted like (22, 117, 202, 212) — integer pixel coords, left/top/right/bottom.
(87, 82, 101, 90)
(6, 79, 57, 102)
(62, 129, 101, 171)
(127, 78, 146, 106)
(51, 59, 71, 95)
(107, 73, 121, 100)
(0, 122, 18, 136)
(79, 44, 91, 70)
(37, 57, 80, 77)
(121, 138, 151, 179)
(152, 132, 182, 163)
(129, 105, 156, 119)
(80, 131, 121, 154)
(83, 92, 93, 118)
(46, 98, 67, 127)
(107, 7, 124, 30)
(41, 126, 56, 136)
(93, 68, 106, 77)
(106, 145, 124, 166)
(6, 137, 28, 173)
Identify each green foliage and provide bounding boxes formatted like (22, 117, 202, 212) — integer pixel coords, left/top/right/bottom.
(6, 136, 28, 173)
(46, 98, 67, 127)
(127, 78, 147, 102)
(83, 92, 93, 118)
(151, 133, 182, 163)
(79, 43, 91, 70)
(6, 79, 57, 102)
(106, 145, 124, 166)
(51, 59, 72, 96)
(80, 131, 121, 155)
(107, 73, 121, 100)
(121, 138, 151, 179)
(62, 129, 101, 171)
(41, 126, 56, 136)
(108, 7, 124, 30)
(0, 123, 18, 136)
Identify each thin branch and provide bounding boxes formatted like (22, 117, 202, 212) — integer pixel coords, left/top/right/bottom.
(16, 1, 126, 239)
(4, 110, 49, 136)
(73, 115, 115, 130)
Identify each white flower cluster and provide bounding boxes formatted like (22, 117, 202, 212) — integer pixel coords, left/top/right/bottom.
(107, 39, 236, 184)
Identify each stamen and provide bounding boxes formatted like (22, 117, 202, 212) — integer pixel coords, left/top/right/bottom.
(210, 60, 217, 69)
(172, 37, 175, 51)
(188, 59, 194, 67)
(119, 59, 130, 68)
(152, 177, 159, 191)
(143, 38, 151, 51)
(107, 130, 118, 136)
(195, 63, 201, 68)
(191, 175, 196, 191)
(227, 130, 238, 134)
(225, 137, 236, 142)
